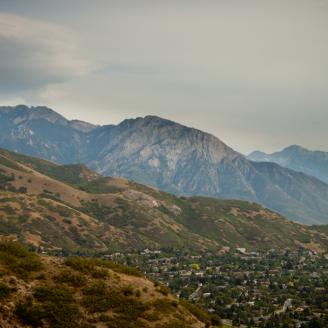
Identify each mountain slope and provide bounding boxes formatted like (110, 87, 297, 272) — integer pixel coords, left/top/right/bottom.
(0, 242, 213, 328)
(2, 106, 328, 224)
(248, 145, 328, 184)
(1, 148, 328, 254)
(85, 115, 239, 195)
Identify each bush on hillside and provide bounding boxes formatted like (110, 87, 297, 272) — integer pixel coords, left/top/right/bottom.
(64, 257, 142, 277)
(0, 242, 43, 278)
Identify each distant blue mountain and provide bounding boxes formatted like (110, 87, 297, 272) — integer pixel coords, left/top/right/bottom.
(248, 145, 328, 184)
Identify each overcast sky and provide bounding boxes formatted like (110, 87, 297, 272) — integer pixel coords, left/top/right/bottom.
(0, 0, 327, 154)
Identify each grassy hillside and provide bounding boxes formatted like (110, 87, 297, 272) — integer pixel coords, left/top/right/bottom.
(0, 148, 328, 254)
(0, 241, 217, 327)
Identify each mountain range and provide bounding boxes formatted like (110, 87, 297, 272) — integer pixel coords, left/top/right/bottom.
(248, 145, 328, 184)
(1, 105, 328, 225)
(0, 147, 328, 254)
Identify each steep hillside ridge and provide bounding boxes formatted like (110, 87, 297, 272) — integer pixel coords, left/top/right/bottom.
(0, 242, 214, 328)
(1, 148, 328, 254)
(248, 145, 328, 184)
(2, 106, 328, 224)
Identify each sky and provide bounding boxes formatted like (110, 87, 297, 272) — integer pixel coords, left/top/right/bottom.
(0, 0, 327, 154)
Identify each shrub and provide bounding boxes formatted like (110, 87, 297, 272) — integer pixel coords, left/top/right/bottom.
(105, 261, 143, 277)
(18, 186, 27, 193)
(170, 300, 179, 307)
(64, 257, 96, 274)
(15, 298, 44, 326)
(82, 281, 149, 318)
(210, 314, 222, 326)
(17, 214, 29, 223)
(1, 205, 15, 215)
(156, 283, 170, 296)
(64, 257, 142, 277)
(91, 268, 108, 279)
(55, 270, 87, 287)
(0, 282, 12, 299)
(179, 299, 210, 324)
(142, 311, 160, 322)
(16, 283, 82, 327)
(122, 285, 134, 296)
(115, 300, 150, 321)
(82, 281, 115, 313)
(0, 242, 43, 278)
(152, 299, 177, 313)
(35, 272, 47, 280)
(135, 289, 141, 298)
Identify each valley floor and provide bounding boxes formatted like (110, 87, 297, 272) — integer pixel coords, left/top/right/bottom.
(99, 247, 328, 328)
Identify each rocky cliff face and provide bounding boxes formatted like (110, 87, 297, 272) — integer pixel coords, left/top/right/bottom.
(1, 105, 328, 224)
(85, 115, 240, 194)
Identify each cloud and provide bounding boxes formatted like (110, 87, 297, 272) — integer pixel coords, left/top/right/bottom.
(1, 1, 328, 153)
(0, 13, 93, 93)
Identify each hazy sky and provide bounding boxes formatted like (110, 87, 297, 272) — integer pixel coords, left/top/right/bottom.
(0, 0, 327, 154)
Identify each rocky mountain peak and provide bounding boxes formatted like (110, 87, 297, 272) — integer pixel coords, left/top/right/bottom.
(26, 106, 67, 125)
(0, 105, 98, 133)
(248, 144, 328, 185)
(0, 105, 68, 126)
(281, 145, 308, 154)
(114, 115, 239, 164)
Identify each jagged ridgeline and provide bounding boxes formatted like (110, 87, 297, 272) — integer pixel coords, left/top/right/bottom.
(0, 241, 219, 327)
(2, 105, 328, 225)
(0, 147, 328, 254)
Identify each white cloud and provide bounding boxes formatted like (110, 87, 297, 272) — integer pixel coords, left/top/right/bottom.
(1, 1, 328, 153)
(0, 13, 94, 93)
